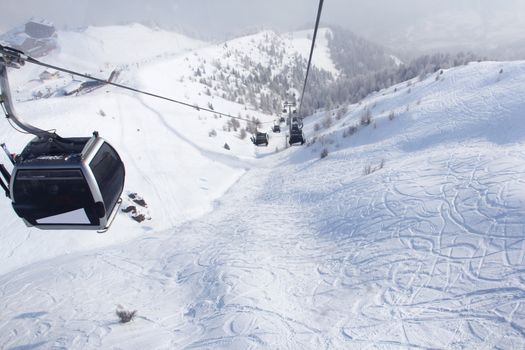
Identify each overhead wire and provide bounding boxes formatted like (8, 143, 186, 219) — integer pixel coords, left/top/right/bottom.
(0, 45, 273, 125)
(298, 0, 325, 115)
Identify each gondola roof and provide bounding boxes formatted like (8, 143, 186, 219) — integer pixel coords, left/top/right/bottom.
(16, 137, 92, 165)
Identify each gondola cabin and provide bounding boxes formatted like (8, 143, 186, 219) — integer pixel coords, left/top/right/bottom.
(251, 132, 269, 147)
(10, 133, 125, 231)
(291, 117, 303, 129)
(289, 124, 305, 145)
(272, 124, 281, 133)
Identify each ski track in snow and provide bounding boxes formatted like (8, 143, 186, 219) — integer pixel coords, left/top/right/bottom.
(1, 144, 524, 349)
(0, 31, 525, 348)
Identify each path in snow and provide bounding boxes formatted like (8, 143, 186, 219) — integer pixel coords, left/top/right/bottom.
(1, 141, 524, 349)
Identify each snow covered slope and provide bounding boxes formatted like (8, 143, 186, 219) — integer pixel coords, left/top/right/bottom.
(287, 28, 338, 75)
(9, 24, 207, 101)
(143, 28, 337, 116)
(281, 61, 525, 347)
(0, 25, 524, 349)
(58, 24, 206, 68)
(0, 25, 277, 274)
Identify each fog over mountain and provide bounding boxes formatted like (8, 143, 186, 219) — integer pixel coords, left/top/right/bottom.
(2, 0, 525, 55)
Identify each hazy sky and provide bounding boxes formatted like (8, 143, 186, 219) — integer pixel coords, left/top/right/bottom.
(2, 0, 525, 52)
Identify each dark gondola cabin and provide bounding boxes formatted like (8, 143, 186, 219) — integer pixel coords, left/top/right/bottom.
(10, 133, 125, 231)
(272, 124, 281, 133)
(289, 124, 305, 145)
(291, 116, 303, 129)
(251, 132, 269, 147)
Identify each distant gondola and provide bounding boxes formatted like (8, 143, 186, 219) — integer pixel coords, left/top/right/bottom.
(289, 124, 305, 145)
(251, 132, 269, 147)
(291, 116, 303, 129)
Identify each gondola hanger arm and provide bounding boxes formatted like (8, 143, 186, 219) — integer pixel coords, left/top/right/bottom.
(0, 55, 58, 139)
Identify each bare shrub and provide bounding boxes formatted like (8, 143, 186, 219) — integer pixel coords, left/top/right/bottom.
(224, 143, 230, 150)
(335, 106, 348, 120)
(343, 125, 358, 138)
(239, 128, 247, 140)
(320, 148, 329, 159)
(116, 308, 137, 324)
(306, 136, 317, 147)
(388, 111, 395, 121)
(360, 108, 372, 126)
(245, 117, 261, 134)
(208, 129, 217, 137)
(322, 114, 333, 129)
(229, 118, 240, 132)
(363, 159, 385, 176)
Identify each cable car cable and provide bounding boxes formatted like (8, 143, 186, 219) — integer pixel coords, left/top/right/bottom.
(0, 44, 273, 125)
(298, 0, 325, 115)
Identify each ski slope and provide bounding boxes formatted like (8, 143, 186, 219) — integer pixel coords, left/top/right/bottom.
(0, 25, 276, 274)
(0, 25, 525, 349)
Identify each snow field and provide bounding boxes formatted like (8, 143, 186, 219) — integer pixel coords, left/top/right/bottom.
(0, 25, 524, 349)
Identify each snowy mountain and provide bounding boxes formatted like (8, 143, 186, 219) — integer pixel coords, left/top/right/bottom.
(0, 24, 524, 349)
(327, 26, 399, 78)
(139, 28, 336, 116)
(0, 24, 279, 273)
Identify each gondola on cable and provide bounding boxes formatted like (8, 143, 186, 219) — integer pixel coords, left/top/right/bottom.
(289, 123, 305, 146)
(0, 46, 125, 232)
(251, 131, 269, 147)
(284, 100, 305, 145)
(291, 116, 303, 129)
